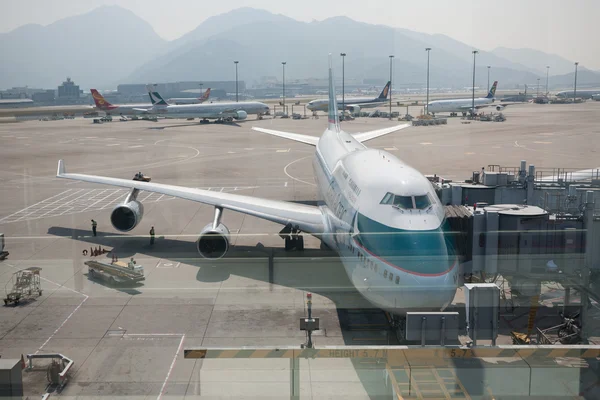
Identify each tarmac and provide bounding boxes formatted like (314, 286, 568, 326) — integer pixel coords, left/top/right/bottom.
(1, 101, 599, 399)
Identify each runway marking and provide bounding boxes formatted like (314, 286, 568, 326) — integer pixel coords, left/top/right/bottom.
(420, 142, 432, 145)
(227, 151, 236, 154)
(157, 334, 185, 400)
(276, 148, 291, 153)
(128, 145, 144, 149)
(106, 143, 120, 147)
(35, 275, 89, 354)
(244, 148, 254, 151)
(534, 141, 552, 144)
(514, 140, 526, 148)
(284, 156, 316, 187)
(0, 189, 72, 223)
(0, 187, 257, 223)
(464, 152, 475, 155)
(384, 147, 397, 151)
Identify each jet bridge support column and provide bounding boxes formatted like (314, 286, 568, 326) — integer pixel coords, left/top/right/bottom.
(581, 191, 594, 341)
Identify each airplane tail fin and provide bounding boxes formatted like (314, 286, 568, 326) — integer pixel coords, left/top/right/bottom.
(327, 54, 341, 132)
(90, 89, 112, 109)
(146, 86, 169, 106)
(378, 81, 391, 99)
(200, 88, 211, 103)
(486, 81, 498, 99)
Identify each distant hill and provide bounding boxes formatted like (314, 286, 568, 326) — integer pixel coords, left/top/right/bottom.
(1, 6, 590, 91)
(127, 9, 541, 89)
(0, 6, 166, 90)
(548, 69, 600, 89)
(491, 47, 577, 76)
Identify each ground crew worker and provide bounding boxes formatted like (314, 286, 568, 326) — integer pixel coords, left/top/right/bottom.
(128, 258, 136, 270)
(91, 219, 97, 237)
(150, 226, 155, 245)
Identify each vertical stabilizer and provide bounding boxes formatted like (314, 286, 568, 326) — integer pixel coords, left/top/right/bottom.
(327, 54, 341, 132)
(486, 81, 498, 99)
(90, 89, 112, 109)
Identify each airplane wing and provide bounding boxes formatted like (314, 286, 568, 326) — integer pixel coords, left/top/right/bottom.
(352, 124, 411, 143)
(56, 160, 325, 234)
(251, 127, 319, 146)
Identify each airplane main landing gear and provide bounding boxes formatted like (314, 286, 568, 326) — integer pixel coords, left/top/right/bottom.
(280, 223, 304, 251)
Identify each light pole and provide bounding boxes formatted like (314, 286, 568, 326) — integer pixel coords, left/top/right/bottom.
(282, 62, 286, 115)
(574, 62, 579, 102)
(487, 66, 491, 92)
(389, 55, 394, 119)
(340, 53, 346, 120)
(545, 66, 550, 96)
(425, 48, 431, 114)
(234, 61, 239, 102)
(536, 78, 540, 97)
(472, 50, 478, 117)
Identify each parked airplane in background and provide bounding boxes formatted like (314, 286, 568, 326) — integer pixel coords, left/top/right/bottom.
(56, 55, 458, 316)
(307, 81, 391, 113)
(90, 89, 152, 115)
(427, 81, 511, 115)
(167, 88, 211, 105)
(556, 89, 600, 99)
(140, 90, 270, 122)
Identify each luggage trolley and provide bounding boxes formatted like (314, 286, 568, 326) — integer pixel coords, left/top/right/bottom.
(4, 267, 43, 305)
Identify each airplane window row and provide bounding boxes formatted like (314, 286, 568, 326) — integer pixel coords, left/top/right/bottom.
(383, 267, 400, 284)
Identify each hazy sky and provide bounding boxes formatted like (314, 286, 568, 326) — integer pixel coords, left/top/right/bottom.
(2, 0, 598, 69)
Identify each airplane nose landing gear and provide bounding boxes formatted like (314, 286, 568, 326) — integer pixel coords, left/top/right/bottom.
(280, 223, 304, 251)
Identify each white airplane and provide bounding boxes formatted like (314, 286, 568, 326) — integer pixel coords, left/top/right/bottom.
(307, 81, 391, 113)
(427, 81, 512, 116)
(138, 90, 269, 122)
(167, 88, 211, 105)
(56, 55, 458, 315)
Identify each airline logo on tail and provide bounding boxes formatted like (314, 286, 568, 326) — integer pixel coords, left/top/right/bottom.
(90, 89, 116, 110)
(200, 88, 211, 103)
(487, 81, 498, 99)
(378, 81, 391, 99)
(148, 90, 169, 106)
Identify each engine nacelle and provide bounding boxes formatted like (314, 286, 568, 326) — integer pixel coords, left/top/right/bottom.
(347, 105, 360, 114)
(235, 110, 248, 120)
(110, 200, 143, 232)
(196, 223, 230, 259)
(496, 105, 506, 111)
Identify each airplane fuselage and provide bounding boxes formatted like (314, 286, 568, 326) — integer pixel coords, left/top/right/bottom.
(307, 97, 386, 112)
(146, 102, 270, 119)
(427, 97, 494, 114)
(311, 128, 458, 314)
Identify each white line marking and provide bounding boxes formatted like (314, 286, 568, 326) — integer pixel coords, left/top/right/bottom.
(284, 156, 316, 186)
(284, 181, 288, 187)
(106, 143, 120, 147)
(156, 335, 185, 400)
(81, 189, 112, 212)
(129, 145, 144, 149)
(420, 142, 432, 145)
(35, 276, 89, 354)
(0, 190, 72, 223)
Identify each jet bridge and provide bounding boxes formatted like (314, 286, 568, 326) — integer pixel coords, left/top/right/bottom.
(439, 161, 600, 343)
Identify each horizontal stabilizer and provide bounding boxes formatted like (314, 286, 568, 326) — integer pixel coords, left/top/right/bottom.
(251, 127, 319, 146)
(352, 123, 411, 143)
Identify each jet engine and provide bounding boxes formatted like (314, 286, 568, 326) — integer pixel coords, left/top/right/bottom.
(110, 200, 144, 232)
(196, 223, 230, 259)
(346, 105, 360, 114)
(235, 110, 248, 120)
(496, 105, 506, 111)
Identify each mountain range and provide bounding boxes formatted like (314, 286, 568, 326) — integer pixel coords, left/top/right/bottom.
(1, 6, 598, 91)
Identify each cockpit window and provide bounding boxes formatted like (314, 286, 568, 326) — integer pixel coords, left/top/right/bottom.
(393, 195, 413, 209)
(380, 192, 394, 204)
(414, 195, 431, 209)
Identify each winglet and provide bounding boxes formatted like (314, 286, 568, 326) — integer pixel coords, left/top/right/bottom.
(57, 159, 65, 177)
(327, 54, 341, 132)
